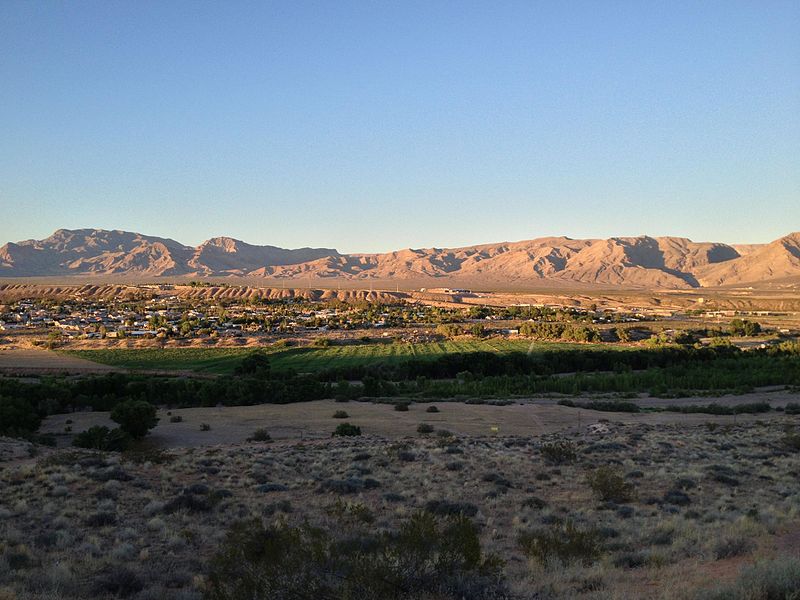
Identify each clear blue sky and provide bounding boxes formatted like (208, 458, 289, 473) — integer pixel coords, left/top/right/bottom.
(1, 1, 798, 251)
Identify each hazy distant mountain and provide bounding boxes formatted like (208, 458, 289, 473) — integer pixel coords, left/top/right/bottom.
(1, 229, 798, 288)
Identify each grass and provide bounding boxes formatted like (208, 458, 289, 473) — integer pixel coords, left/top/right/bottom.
(62, 347, 252, 374)
(63, 340, 616, 375)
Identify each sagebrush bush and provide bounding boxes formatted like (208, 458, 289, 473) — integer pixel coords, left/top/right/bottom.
(587, 466, 636, 503)
(332, 410, 349, 419)
(417, 423, 434, 434)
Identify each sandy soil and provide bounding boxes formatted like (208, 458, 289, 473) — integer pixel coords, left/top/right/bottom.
(41, 397, 787, 449)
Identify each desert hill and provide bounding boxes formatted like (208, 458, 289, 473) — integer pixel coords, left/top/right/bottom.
(1, 228, 798, 288)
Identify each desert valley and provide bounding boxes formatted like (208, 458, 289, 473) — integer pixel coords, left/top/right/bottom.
(1, 228, 800, 600)
(2, 2, 799, 599)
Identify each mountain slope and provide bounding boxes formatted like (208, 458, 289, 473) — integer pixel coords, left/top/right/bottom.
(696, 232, 800, 286)
(1, 229, 798, 288)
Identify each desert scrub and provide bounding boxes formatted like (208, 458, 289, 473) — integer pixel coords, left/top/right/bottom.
(206, 511, 505, 600)
(518, 521, 601, 565)
(332, 423, 361, 437)
(586, 466, 636, 503)
(781, 432, 800, 451)
(417, 423, 435, 434)
(332, 410, 349, 419)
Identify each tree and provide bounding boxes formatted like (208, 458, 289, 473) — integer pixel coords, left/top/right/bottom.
(470, 324, 486, 338)
(0, 396, 42, 436)
(730, 319, 761, 337)
(110, 400, 159, 439)
(235, 351, 271, 378)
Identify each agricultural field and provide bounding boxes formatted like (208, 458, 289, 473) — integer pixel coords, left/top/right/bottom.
(62, 339, 621, 375)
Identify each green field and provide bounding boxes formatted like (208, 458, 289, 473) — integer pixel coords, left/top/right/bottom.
(63, 339, 616, 375)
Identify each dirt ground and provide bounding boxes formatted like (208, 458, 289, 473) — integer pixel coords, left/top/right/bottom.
(0, 346, 119, 375)
(41, 397, 788, 449)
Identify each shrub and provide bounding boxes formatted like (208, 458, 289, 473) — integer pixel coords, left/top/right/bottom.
(782, 433, 800, 452)
(72, 426, 131, 451)
(426, 405, 440, 413)
(247, 428, 272, 442)
(785, 403, 800, 415)
(540, 439, 577, 464)
(417, 423, 434, 434)
(702, 557, 800, 600)
(206, 511, 505, 600)
(110, 400, 158, 439)
(518, 521, 601, 565)
(333, 410, 349, 419)
(394, 402, 410, 412)
(332, 423, 361, 437)
(169, 415, 183, 423)
(91, 565, 144, 597)
(714, 535, 755, 560)
(587, 466, 636, 503)
(200, 423, 211, 431)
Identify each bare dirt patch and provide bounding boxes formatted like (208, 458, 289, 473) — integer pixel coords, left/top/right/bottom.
(42, 398, 786, 449)
(0, 346, 119, 375)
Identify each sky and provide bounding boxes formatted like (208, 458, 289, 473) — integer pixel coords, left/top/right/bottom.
(1, 1, 798, 252)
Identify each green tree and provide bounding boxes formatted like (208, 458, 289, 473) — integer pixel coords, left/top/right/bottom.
(0, 396, 42, 436)
(110, 400, 159, 439)
(235, 351, 271, 378)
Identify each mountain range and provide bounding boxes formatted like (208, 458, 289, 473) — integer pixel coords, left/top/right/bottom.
(1, 229, 799, 289)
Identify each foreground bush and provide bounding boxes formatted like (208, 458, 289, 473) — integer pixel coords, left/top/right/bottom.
(206, 511, 506, 600)
(702, 557, 800, 600)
